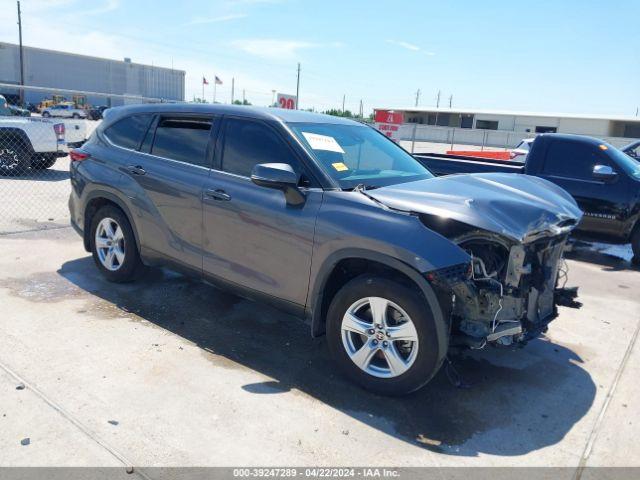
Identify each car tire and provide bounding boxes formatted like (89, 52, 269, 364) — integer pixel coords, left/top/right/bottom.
(89, 205, 145, 282)
(72, 113, 80, 119)
(42, 111, 50, 118)
(326, 275, 445, 396)
(0, 143, 30, 176)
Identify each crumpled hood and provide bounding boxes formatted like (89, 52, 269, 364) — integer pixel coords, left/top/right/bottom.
(366, 173, 583, 243)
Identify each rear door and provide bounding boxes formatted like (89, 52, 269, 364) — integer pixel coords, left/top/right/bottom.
(116, 114, 217, 270)
(201, 116, 322, 305)
(538, 139, 628, 236)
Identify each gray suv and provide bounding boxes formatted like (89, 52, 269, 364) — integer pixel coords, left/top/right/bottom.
(69, 104, 582, 395)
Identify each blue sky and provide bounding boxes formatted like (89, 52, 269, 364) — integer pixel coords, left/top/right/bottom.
(1, 0, 638, 115)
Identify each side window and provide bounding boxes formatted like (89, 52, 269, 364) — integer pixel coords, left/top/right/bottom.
(104, 114, 153, 150)
(150, 116, 212, 167)
(543, 141, 603, 180)
(221, 118, 299, 177)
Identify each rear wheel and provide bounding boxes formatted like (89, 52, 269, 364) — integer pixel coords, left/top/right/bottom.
(90, 206, 144, 282)
(0, 144, 30, 176)
(42, 111, 51, 118)
(72, 113, 80, 119)
(326, 275, 444, 396)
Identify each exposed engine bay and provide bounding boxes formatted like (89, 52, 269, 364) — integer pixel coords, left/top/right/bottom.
(361, 172, 584, 349)
(429, 228, 581, 348)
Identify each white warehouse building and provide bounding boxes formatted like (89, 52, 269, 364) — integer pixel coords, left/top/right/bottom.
(381, 107, 640, 148)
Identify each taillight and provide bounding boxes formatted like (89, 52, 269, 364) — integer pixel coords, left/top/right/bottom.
(54, 123, 65, 143)
(70, 149, 90, 162)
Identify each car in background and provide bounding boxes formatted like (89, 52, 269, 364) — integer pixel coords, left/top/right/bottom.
(88, 105, 109, 120)
(42, 104, 88, 119)
(622, 140, 640, 160)
(509, 138, 534, 160)
(0, 116, 67, 174)
(8, 105, 31, 117)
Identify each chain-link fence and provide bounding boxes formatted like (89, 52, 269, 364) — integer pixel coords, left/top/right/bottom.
(0, 84, 172, 234)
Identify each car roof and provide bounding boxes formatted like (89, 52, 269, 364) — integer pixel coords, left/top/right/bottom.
(102, 103, 363, 127)
(535, 133, 614, 146)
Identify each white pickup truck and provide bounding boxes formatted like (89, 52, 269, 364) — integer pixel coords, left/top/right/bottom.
(0, 116, 68, 175)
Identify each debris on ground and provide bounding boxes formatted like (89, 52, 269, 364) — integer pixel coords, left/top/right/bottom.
(108, 420, 119, 426)
(15, 383, 25, 391)
(416, 434, 442, 447)
(20, 438, 30, 446)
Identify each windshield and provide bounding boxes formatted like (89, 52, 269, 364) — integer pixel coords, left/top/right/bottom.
(607, 144, 640, 180)
(288, 122, 433, 189)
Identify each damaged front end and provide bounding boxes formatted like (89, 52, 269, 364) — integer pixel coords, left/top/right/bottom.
(429, 229, 581, 349)
(365, 172, 584, 349)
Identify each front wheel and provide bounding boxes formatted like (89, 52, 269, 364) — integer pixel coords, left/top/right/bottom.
(42, 111, 51, 118)
(72, 113, 80, 119)
(90, 206, 145, 282)
(326, 275, 445, 396)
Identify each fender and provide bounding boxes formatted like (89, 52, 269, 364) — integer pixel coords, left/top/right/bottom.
(306, 248, 449, 362)
(82, 188, 142, 253)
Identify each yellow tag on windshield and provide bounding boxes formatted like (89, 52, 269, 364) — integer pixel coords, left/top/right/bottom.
(332, 162, 349, 172)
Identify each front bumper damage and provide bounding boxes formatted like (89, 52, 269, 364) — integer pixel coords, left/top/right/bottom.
(429, 233, 581, 348)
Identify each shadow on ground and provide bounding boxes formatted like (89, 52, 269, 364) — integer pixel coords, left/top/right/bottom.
(0, 168, 69, 182)
(566, 240, 638, 273)
(57, 256, 596, 457)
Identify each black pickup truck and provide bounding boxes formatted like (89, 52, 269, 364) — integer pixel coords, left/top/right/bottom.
(415, 134, 640, 263)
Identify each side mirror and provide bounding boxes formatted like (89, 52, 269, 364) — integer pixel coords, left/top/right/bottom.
(251, 163, 305, 206)
(592, 164, 617, 182)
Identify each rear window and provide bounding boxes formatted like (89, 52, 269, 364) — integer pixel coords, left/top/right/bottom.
(150, 116, 213, 167)
(104, 114, 153, 150)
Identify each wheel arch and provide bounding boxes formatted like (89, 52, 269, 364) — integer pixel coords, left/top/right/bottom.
(306, 248, 449, 358)
(83, 190, 141, 254)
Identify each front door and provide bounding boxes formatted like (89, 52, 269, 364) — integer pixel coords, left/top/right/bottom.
(202, 117, 322, 306)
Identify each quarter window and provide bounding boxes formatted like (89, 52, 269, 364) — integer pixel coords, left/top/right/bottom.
(104, 114, 153, 150)
(150, 117, 213, 167)
(221, 118, 298, 177)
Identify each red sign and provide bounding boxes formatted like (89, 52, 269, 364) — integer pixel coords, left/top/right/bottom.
(374, 110, 404, 124)
(277, 93, 297, 110)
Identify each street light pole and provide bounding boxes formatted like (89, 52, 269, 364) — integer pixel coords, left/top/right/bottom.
(17, 1, 25, 105)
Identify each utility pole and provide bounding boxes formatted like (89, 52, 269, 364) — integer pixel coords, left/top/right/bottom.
(415, 89, 420, 107)
(449, 94, 453, 108)
(359, 99, 363, 118)
(231, 77, 235, 103)
(271, 89, 276, 106)
(242, 89, 246, 104)
(17, 1, 25, 105)
(342, 94, 346, 113)
(295, 62, 301, 109)
(436, 90, 441, 108)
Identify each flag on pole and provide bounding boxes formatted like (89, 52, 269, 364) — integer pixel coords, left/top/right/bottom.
(215, 76, 223, 85)
(202, 76, 209, 85)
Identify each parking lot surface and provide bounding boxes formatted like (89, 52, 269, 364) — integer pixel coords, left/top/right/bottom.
(0, 227, 638, 469)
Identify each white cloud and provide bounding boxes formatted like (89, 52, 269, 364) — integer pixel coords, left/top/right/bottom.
(186, 13, 247, 25)
(232, 39, 319, 60)
(386, 39, 435, 56)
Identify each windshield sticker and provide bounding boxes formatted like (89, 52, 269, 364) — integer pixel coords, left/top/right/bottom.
(302, 132, 345, 153)
(331, 162, 349, 172)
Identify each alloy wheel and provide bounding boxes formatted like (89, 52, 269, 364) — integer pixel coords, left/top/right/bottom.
(341, 296, 419, 378)
(95, 217, 126, 271)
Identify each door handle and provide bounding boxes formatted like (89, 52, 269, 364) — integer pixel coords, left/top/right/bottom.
(128, 165, 146, 176)
(204, 189, 231, 201)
